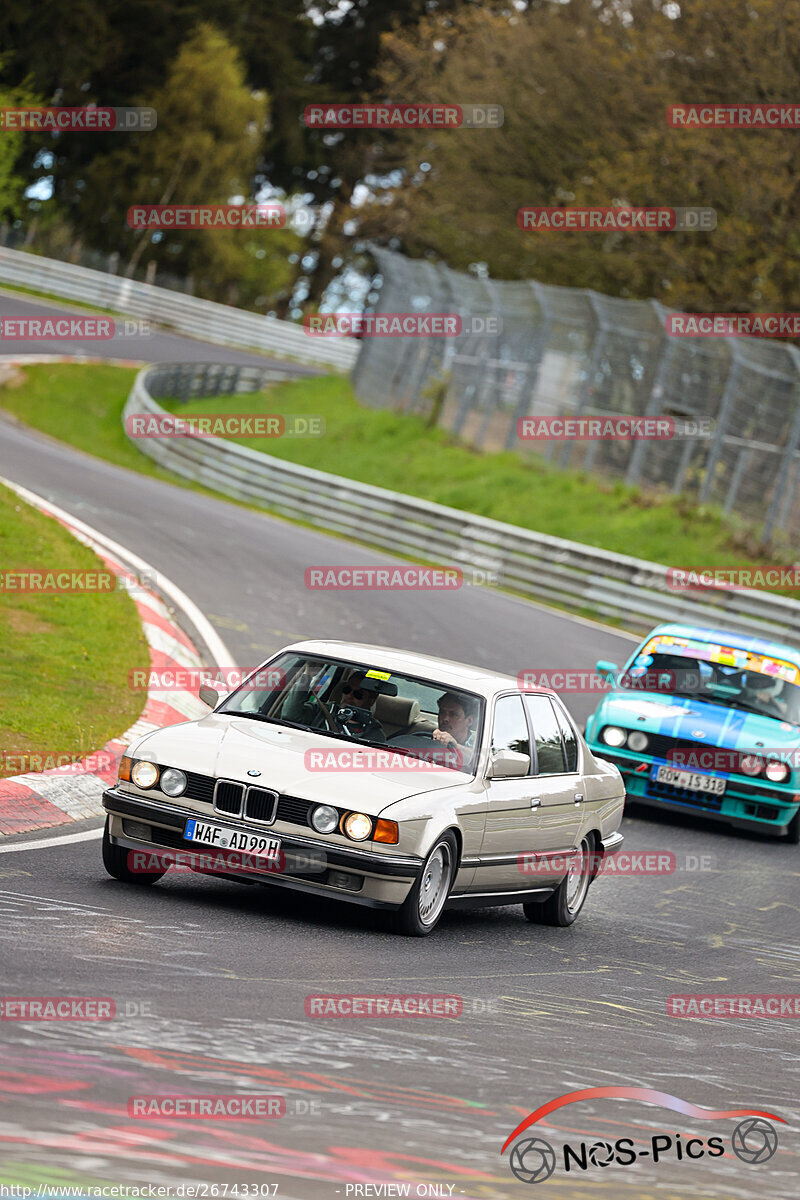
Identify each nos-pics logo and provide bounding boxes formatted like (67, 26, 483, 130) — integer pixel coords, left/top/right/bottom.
(501, 1087, 784, 1184)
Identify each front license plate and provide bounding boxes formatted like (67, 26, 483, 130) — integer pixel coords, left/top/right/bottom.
(653, 765, 726, 795)
(184, 818, 281, 858)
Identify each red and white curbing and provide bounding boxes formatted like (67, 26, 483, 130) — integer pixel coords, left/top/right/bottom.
(0, 489, 215, 838)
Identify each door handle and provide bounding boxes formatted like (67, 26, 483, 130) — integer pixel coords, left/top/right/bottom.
(525, 797, 542, 809)
(573, 793, 584, 805)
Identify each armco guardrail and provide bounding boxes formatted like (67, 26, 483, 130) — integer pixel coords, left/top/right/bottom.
(122, 362, 800, 641)
(0, 246, 358, 371)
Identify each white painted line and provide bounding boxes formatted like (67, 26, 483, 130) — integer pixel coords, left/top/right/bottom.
(0, 827, 103, 854)
(0, 476, 233, 667)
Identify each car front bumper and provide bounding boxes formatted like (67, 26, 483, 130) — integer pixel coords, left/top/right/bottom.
(588, 745, 799, 836)
(102, 787, 424, 910)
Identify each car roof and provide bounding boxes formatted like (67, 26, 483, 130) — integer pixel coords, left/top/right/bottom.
(642, 622, 800, 668)
(280, 639, 544, 699)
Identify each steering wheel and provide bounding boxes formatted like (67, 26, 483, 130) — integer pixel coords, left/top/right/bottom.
(335, 705, 387, 743)
(305, 690, 340, 732)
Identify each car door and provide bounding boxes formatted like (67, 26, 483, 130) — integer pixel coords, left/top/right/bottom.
(521, 693, 585, 880)
(475, 693, 544, 892)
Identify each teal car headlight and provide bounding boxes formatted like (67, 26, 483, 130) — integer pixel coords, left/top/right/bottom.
(627, 731, 649, 752)
(602, 726, 627, 748)
(765, 757, 790, 783)
(740, 754, 764, 777)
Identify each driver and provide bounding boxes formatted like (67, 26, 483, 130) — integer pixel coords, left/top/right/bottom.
(741, 671, 788, 717)
(335, 672, 395, 742)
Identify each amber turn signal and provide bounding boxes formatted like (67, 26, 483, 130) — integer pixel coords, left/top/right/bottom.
(373, 819, 399, 845)
(118, 755, 133, 782)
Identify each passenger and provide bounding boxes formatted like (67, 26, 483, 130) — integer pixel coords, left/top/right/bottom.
(432, 692, 477, 768)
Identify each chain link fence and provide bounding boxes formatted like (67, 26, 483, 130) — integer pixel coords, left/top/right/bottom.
(351, 247, 800, 548)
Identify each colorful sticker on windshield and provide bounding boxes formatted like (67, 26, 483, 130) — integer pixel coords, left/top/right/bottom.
(365, 669, 392, 681)
(643, 635, 800, 684)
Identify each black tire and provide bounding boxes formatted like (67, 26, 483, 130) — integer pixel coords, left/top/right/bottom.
(102, 818, 166, 885)
(523, 834, 594, 927)
(784, 809, 800, 845)
(394, 832, 457, 937)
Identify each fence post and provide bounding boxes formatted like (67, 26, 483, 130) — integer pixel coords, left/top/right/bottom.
(560, 291, 608, 469)
(625, 301, 676, 486)
(698, 339, 744, 504)
(761, 345, 800, 544)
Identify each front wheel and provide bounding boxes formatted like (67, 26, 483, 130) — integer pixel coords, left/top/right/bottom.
(524, 835, 594, 927)
(102, 818, 166, 885)
(784, 809, 800, 845)
(394, 833, 457, 937)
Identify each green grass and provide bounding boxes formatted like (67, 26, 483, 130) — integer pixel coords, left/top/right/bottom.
(0, 362, 793, 600)
(161, 374, 790, 571)
(0, 480, 148, 778)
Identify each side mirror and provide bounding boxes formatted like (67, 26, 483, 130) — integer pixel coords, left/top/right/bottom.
(487, 748, 531, 779)
(595, 659, 619, 683)
(199, 685, 219, 708)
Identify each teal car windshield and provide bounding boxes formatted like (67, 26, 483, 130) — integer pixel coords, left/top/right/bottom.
(621, 635, 800, 726)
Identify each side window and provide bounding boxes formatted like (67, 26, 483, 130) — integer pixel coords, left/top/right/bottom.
(552, 700, 579, 772)
(491, 695, 531, 773)
(523, 695, 567, 774)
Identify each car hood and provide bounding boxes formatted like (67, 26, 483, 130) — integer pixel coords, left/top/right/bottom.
(128, 715, 467, 812)
(595, 690, 799, 751)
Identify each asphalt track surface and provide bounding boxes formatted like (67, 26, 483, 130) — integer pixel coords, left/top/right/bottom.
(0, 299, 797, 1200)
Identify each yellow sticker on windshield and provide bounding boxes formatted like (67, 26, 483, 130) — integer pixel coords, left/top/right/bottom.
(365, 669, 391, 681)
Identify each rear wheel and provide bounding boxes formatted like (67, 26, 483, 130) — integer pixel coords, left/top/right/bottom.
(524, 834, 594, 927)
(394, 833, 457, 937)
(102, 818, 166, 885)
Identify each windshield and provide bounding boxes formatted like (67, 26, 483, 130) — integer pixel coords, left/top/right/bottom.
(620, 636, 800, 725)
(218, 653, 484, 772)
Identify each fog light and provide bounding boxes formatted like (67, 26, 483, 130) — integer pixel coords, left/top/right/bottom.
(123, 820, 151, 841)
(327, 870, 363, 892)
(131, 760, 159, 788)
(342, 812, 372, 841)
(601, 726, 627, 748)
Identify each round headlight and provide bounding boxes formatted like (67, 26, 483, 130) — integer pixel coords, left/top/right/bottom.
(601, 726, 627, 748)
(342, 811, 372, 841)
(160, 767, 187, 797)
(627, 731, 649, 752)
(765, 758, 790, 783)
(131, 760, 159, 789)
(740, 754, 764, 777)
(311, 804, 339, 834)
